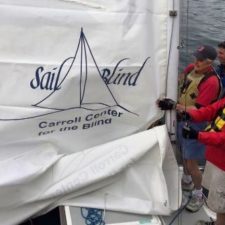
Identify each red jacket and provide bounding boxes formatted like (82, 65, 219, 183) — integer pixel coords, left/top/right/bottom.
(188, 97, 225, 171)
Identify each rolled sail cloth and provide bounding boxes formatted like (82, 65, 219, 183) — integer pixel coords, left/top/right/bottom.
(0, 126, 180, 225)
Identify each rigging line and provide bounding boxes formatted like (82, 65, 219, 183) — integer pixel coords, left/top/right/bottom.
(167, 196, 191, 225)
(185, 0, 190, 68)
(178, 0, 190, 159)
(182, 0, 191, 123)
(165, 0, 175, 97)
(163, 2, 182, 222)
(165, 2, 183, 224)
(177, 1, 191, 224)
(179, 84, 191, 225)
(181, 4, 191, 210)
(179, 0, 185, 50)
(165, 0, 175, 137)
(184, 0, 190, 119)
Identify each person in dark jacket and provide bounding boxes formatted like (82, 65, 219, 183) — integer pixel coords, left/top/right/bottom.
(216, 41, 225, 96)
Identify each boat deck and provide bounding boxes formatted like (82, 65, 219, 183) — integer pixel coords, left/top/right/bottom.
(18, 196, 212, 225)
(67, 201, 211, 225)
(19, 164, 214, 225)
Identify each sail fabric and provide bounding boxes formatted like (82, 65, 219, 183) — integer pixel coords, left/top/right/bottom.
(0, 126, 181, 225)
(0, 0, 169, 152)
(0, 0, 180, 224)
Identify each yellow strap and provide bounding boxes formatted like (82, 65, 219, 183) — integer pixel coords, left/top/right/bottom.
(205, 108, 225, 132)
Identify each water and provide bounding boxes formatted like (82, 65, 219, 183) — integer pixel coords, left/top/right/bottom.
(179, 0, 225, 69)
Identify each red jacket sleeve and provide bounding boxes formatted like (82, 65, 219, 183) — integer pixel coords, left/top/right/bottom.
(188, 97, 225, 122)
(198, 131, 225, 147)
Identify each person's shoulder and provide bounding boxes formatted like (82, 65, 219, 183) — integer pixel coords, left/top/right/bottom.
(202, 66, 220, 83)
(202, 75, 219, 85)
(198, 71, 219, 90)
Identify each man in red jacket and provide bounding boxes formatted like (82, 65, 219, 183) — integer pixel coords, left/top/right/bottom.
(158, 45, 220, 213)
(181, 98, 225, 225)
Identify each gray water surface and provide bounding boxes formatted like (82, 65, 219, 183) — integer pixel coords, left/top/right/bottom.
(180, 0, 225, 68)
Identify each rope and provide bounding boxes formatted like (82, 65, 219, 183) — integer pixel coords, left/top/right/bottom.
(184, 0, 190, 117)
(165, 0, 176, 138)
(167, 196, 191, 225)
(185, 0, 190, 67)
(81, 208, 105, 225)
(178, 1, 191, 224)
(165, 0, 175, 97)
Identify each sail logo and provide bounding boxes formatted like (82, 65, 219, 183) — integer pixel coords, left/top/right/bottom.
(0, 28, 150, 121)
(30, 53, 150, 92)
(102, 58, 150, 86)
(30, 56, 149, 91)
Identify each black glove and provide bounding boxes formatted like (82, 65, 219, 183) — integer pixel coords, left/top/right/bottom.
(157, 98, 176, 110)
(178, 111, 191, 121)
(182, 125, 199, 139)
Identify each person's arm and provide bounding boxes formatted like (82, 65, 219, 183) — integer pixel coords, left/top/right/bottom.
(188, 98, 225, 122)
(198, 131, 225, 147)
(176, 104, 196, 112)
(182, 123, 225, 147)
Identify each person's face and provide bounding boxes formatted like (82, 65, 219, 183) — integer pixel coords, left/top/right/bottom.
(217, 47, 225, 65)
(194, 58, 211, 73)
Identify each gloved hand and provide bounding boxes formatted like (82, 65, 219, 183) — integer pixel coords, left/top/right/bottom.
(182, 125, 199, 139)
(178, 111, 191, 121)
(157, 98, 176, 110)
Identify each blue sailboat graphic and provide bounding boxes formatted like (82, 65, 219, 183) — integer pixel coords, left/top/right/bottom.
(0, 28, 137, 121)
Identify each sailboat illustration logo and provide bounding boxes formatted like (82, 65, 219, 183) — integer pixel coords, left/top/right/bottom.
(0, 28, 138, 121)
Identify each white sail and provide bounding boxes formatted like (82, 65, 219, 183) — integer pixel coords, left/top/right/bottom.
(0, 1, 180, 224)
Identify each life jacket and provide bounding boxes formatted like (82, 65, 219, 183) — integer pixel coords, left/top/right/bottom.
(205, 107, 225, 132)
(179, 65, 222, 106)
(179, 71, 204, 106)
